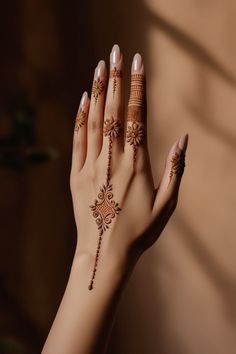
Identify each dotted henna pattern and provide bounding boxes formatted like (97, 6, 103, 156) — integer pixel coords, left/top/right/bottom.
(75, 109, 86, 132)
(169, 151, 186, 184)
(110, 67, 122, 97)
(88, 117, 122, 290)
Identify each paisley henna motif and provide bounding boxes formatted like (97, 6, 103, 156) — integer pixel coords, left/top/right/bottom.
(88, 117, 122, 290)
(75, 109, 86, 132)
(92, 77, 104, 105)
(110, 67, 122, 97)
(169, 151, 186, 184)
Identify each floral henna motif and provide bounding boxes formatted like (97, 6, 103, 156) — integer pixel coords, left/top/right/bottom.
(104, 116, 122, 140)
(169, 152, 186, 184)
(126, 122, 144, 146)
(110, 67, 122, 97)
(88, 117, 122, 290)
(75, 109, 86, 132)
(92, 77, 104, 105)
(126, 121, 144, 166)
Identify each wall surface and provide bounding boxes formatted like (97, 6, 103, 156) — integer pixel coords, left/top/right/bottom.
(0, 1, 236, 353)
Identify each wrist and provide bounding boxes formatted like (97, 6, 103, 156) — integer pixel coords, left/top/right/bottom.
(73, 242, 139, 292)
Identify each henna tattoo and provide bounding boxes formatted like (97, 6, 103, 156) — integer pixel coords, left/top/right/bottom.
(169, 151, 186, 184)
(75, 109, 86, 132)
(126, 122, 144, 146)
(126, 121, 144, 166)
(110, 67, 122, 97)
(88, 117, 122, 290)
(126, 74, 145, 167)
(92, 77, 104, 105)
(127, 74, 145, 122)
(104, 117, 122, 184)
(104, 116, 122, 140)
(90, 184, 121, 236)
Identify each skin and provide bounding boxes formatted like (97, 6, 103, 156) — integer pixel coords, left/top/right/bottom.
(42, 45, 188, 354)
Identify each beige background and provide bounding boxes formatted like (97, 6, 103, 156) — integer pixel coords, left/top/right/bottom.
(1, 0, 236, 353)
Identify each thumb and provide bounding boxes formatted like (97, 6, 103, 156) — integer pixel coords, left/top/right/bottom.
(152, 133, 189, 216)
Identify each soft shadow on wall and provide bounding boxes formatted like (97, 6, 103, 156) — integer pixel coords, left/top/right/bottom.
(1, 0, 236, 353)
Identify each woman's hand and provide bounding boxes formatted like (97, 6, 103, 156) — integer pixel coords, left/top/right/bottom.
(70, 44, 188, 290)
(43, 44, 188, 354)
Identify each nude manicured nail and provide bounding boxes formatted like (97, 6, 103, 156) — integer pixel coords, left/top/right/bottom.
(97, 60, 106, 78)
(111, 44, 121, 64)
(132, 53, 142, 72)
(80, 91, 88, 107)
(178, 134, 189, 152)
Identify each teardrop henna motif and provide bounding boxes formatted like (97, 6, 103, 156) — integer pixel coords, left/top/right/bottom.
(169, 151, 186, 184)
(88, 117, 122, 290)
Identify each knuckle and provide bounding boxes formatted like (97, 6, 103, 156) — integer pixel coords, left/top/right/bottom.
(88, 118, 102, 132)
(105, 104, 122, 119)
(86, 163, 97, 183)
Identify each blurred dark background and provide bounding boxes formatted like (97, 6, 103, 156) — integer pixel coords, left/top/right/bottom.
(1, 1, 236, 353)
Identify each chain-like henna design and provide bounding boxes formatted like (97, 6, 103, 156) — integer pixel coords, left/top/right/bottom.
(110, 67, 122, 97)
(92, 77, 104, 105)
(75, 109, 86, 132)
(126, 74, 145, 166)
(88, 116, 122, 290)
(169, 151, 186, 185)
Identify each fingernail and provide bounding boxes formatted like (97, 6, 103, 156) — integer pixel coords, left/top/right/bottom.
(97, 60, 106, 78)
(132, 53, 142, 72)
(80, 91, 88, 107)
(110, 44, 121, 65)
(178, 134, 189, 152)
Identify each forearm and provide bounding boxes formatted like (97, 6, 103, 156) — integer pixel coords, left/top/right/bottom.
(42, 244, 136, 354)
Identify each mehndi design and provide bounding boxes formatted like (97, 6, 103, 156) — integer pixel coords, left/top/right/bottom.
(110, 67, 122, 97)
(126, 74, 145, 166)
(75, 109, 86, 132)
(92, 77, 104, 105)
(88, 116, 122, 290)
(169, 151, 185, 184)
